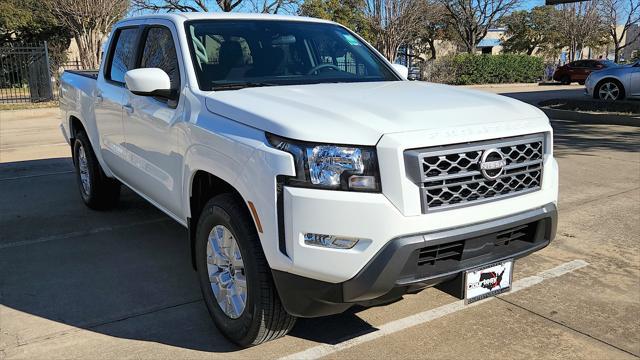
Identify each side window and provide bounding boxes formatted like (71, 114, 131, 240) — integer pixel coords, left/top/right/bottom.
(140, 27, 180, 90)
(108, 28, 140, 84)
(573, 60, 587, 68)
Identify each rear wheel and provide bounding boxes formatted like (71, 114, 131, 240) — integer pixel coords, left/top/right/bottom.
(560, 75, 571, 85)
(73, 131, 120, 209)
(195, 194, 296, 347)
(596, 79, 625, 101)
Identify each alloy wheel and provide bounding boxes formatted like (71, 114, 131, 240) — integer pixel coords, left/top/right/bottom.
(206, 225, 247, 319)
(598, 82, 620, 100)
(77, 145, 91, 195)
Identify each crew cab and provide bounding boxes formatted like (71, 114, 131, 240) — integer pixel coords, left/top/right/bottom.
(59, 13, 558, 347)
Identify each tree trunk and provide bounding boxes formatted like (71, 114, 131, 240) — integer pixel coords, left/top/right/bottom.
(75, 30, 102, 69)
(428, 39, 437, 60)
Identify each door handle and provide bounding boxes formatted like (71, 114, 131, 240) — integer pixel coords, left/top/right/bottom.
(123, 104, 134, 114)
(95, 94, 103, 104)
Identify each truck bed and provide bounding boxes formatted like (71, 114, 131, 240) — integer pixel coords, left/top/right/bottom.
(64, 70, 99, 80)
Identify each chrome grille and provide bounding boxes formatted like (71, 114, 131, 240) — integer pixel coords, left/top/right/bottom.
(405, 134, 545, 212)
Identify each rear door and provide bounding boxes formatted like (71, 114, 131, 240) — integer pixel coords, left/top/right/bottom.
(95, 26, 141, 176)
(572, 60, 589, 82)
(120, 21, 185, 218)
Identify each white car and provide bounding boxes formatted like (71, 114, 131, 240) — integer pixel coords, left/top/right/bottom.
(59, 13, 559, 346)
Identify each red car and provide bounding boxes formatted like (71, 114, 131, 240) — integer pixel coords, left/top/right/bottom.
(553, 59, 618, 85)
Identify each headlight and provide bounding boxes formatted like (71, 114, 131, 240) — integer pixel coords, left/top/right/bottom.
(267, 133, 381, 192)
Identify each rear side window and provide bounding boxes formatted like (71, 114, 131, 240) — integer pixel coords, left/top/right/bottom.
(108, 28, 140, 83)
(140, 27, 180, 90)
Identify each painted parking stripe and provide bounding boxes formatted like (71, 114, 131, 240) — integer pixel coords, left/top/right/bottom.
(280, 259, 589, 360)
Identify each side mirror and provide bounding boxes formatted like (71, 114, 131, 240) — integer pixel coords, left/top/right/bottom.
(391, 64, 409, 79)
(125, 68, 175, 99)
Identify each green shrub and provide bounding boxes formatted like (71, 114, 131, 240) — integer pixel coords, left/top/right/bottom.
(422, 54, 545, 85)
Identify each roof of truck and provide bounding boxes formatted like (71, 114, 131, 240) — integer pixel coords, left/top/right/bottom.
(116, 12, 334, 26)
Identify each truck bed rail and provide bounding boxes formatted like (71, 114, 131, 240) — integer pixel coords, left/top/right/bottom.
(64, 70, 99, 80)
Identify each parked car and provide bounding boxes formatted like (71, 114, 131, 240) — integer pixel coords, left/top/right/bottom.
(407, 66, 421, 81)
(59, 13, 558, 347)
(553, 59, 618, 85)
(585, 60, 640, 100)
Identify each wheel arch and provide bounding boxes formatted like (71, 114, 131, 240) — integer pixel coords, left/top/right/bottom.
(68, 115, 85, 161)
(187, 169, 260, 270)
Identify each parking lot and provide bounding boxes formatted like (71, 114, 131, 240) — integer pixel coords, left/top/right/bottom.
(0, 89, 639, 359)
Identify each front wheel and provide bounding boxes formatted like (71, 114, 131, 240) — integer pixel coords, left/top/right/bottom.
(195, 194, 296, 347)
(596, 80, 625, 101)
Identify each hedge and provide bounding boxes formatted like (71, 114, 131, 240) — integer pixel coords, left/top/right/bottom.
(422, 54, 545, 85)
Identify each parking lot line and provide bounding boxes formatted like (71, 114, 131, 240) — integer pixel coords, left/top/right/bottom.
(279, 260, 589, 360)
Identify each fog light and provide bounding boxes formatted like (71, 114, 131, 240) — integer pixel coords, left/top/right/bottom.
(348, 175, 378, 190)
(304, 233, 360, 249)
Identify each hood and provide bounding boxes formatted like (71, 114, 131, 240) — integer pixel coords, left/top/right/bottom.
(204, 81, 546, 145)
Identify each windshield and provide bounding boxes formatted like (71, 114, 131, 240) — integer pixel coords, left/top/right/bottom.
(185, 20, 399, 91)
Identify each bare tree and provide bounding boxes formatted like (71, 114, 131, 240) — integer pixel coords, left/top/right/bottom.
(556, 1, 608, 61)
(43, 0, 128, 69)
(439, 0, 521, 53)
(132, 0, 299, 14)
(409, 0, 448, 60)
(131, 0, 243, 12)
(598, 0, 640, 62)
(248, 0, 300, 13)
(364, 0, 423, 61)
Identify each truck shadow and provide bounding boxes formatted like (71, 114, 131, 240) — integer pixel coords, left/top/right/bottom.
(0, 114, 637, 353)
(551, 118, 639, 157)
(0, 157, 377, 353)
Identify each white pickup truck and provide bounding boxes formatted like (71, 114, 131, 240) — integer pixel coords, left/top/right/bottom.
(59, 13, 558, 346)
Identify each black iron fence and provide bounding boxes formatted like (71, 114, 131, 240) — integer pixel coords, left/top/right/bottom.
(0, 43, 54, 104)
(61, 59, 84, 71)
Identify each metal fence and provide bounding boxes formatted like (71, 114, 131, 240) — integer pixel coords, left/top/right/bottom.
(0, 43, 54, 104)
(61, 59, 84, 71)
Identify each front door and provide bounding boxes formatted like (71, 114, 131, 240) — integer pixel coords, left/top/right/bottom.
(120, 23, 185, 218)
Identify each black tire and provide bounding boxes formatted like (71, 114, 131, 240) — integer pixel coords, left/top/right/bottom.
(73, 130, 121, 209)
(578, 80, 585, 85)
(595, 79, 625, 101)
(195, 194, 296, 347)
(561, 75, 571, 85)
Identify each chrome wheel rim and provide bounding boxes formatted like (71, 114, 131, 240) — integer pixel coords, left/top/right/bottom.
(599, 82, 619, 100)
(207, 225, 246, 319)
(78, 145, 91, 195)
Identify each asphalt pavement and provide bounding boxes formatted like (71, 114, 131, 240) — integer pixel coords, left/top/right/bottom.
(0, 86, 638, 359)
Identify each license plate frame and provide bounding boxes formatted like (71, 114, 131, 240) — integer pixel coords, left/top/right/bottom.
(464, 259, 514, 304)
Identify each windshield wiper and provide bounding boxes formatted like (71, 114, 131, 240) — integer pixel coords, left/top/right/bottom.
(212, 82, 280, 91)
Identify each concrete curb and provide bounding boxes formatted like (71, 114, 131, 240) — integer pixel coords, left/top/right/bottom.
(541, 108, 640, 126)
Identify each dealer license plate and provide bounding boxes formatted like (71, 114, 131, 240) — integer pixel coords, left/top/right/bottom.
(465, 260, 513, 304)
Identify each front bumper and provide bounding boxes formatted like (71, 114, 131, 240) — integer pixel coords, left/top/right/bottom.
(273, 203, 557, 317)
(280, 156, 558, 284)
